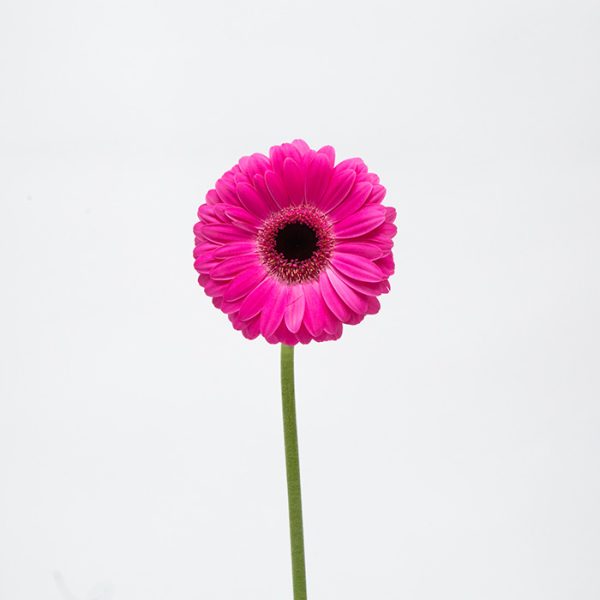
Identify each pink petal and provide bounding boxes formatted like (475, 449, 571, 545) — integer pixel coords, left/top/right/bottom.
(253, 174, 279, 212)
(380, 222, 398, 237)
(375, 254, 395, 276)
(214, 242, 256, 259)
(318, 145, 335, 166)
(281, 143, 302, 163)
(193, 252, 219, 274)
(337, 157, 368, 173)
(210, 254, 259, 280)
(236, 182, 271, 219)
(346, 311, 366, 326)
(359, 223, 397, 247)
(223, 267, 267, 302)
(355, 228, 394, 250)
(273, 321, 299, 345)
(269, 145, 286, 175)
(334, 206, 386, 239)
(326, 269, 368, 314)
(329, 182, 373, 222)
(332, 253, 385, 282)
(305, 153, 332, 205)
(199, 203, 229, 223)
(260, 285, 289, 338)
(194, 241, 217, 258)
(320, 302, 340, 334)
(334, 241, 383, 259)
(202, 224, 252, 244)
(371, 185, 386, 204)
(241, 316, 262, 340)
(284, 285, 305, 333)
(322, 319, 343, 339)
(215, 176, 239, 205)
(283, 158, 305, 205)
(206, 189, 220, 205)
(238, 153, 270, 178)
(318, 271, 352, 322)
(220, 297, 244, 314)
(238, 277, 277, 321)
(202, 276, 228, 297)
(367, 296, 381, 315)
(301, 282, 327, 336)
(291, 139, 311, 155)
(197, 204, 222, 223)
(319, 169, 356, 212)
(192, 222, 205, 239)
(223, 206, 261, 230)
(303, 281, 339, 339)
(385, 206, 396, 222)
(334, 270, 390, 295)
(265, 170, 289, 208)
(295, 325, 312, 344)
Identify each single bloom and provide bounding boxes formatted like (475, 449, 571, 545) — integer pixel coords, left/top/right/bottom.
(193, 139, 397, 344)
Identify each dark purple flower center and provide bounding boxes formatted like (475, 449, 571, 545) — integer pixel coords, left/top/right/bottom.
(258, 206, 334, 284)
(275, 222, 319, 261)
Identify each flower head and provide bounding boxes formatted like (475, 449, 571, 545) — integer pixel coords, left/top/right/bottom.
(193, 139, 397, 344)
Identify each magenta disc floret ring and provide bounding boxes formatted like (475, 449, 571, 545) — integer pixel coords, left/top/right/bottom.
(193, 139, 397, 344)
(257, 205, 335, 284)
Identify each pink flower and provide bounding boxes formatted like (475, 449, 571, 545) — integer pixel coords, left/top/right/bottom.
(193, 139, 397, 344)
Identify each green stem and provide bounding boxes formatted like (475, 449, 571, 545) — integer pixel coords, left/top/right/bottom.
(280, 344, 307, 600)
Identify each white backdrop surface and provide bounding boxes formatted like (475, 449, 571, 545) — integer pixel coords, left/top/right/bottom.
(1, 0, 599, 599)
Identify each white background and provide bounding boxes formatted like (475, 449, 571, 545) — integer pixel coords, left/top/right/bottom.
(1, 0, 599, 598)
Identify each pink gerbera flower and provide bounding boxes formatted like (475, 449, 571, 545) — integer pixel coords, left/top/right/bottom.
(193, 139, 397, 344)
